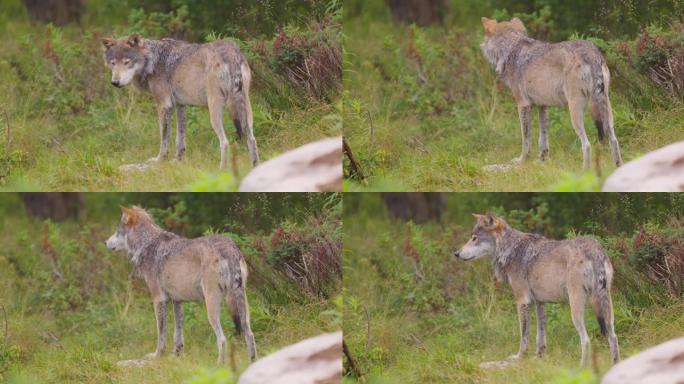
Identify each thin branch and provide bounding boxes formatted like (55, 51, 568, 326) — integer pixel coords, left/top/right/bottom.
(0, 304, 7, 345)
(3, 110, 9, 155)
(342, 340, 362, 378)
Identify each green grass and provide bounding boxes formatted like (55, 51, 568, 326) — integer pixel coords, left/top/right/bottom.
(0, 194, 341, 383)
(342, 14, 684, 191)
(342, 201, 684, 383)
(0, 11, 340, 191)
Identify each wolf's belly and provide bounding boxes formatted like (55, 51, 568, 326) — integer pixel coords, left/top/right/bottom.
(524, 78, 567, 107)
(160, 266, 204, 301)
(173, 86, 208, 107)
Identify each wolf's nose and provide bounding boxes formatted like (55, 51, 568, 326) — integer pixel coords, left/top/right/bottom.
(111, 80, 120, 87)
(453, 251, 460, 258)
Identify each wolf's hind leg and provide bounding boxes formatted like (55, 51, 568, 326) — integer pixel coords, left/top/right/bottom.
(236, 288, 257, 362)
(590, 292, 620, 364)
(568, 97, 591, 169)
(175, 106, 186, 160)
(173, 301, 184, 356)
(208, 96, 229, 169)
(204, 291, 226, 364)
(535, 302, 547, 357)
(538, 107, 549, 161)
(569, 288, 590, 366)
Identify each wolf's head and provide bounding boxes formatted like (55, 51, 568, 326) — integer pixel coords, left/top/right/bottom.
(105, 206, 152, 252)
(101, 35, 146, 88)
(480, 17, 527, 74)
(453, 213, 506, 261)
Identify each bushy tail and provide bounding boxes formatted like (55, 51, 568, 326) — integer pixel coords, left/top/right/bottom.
(589, 61, 610, 143)
(218, 250, 249, 336)
(590, 255, 613, 337)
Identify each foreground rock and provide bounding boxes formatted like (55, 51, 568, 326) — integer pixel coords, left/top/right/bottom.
(602, 337, 684, 384)
(239, 137, 342, 192)
(603, 141, 684, 191)
(238, 332, 342, 384)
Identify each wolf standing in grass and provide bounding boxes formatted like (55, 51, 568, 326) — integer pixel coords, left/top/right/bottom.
(105, 206, 257, 363)
(454, 213, 619, 366)
(101, 35, 260, 168)
(481, 17, 623, 169)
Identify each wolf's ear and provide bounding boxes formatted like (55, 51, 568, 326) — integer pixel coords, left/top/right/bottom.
(120, 206, 138, 225)
(510, 17, 526, 32)
(481, 17, 498, 36)
(101, 37, 116, 49)
(484, 212, 496, 226)
(126, 34, 143, 48)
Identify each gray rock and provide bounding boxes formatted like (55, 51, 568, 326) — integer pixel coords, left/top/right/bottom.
(239, 137, 342, 192)
(601, 337, 684, 384)
(603, 141, 684, 192)
(238, 332, 342, 384)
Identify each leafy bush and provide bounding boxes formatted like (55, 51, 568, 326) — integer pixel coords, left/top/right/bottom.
(626, 221, 684, 295)
(634, 23, 684, 98)
(261, 211, 342, 297)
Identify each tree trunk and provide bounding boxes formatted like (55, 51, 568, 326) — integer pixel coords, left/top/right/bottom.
(20, 193, 84, 221)
(386, 0, 450, 26)
(23, 0, 87, 26)
(382, 193, 446, 224)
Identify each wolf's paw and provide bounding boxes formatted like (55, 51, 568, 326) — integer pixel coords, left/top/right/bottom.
(505, 353, 522, 361)
(144, 352, 161, 360)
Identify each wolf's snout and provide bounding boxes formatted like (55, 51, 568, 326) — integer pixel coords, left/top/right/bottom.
(111, 80, 121, 87)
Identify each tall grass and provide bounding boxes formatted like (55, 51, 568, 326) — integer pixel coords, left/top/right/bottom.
(0, 2, 341, 191)
(0, 194, 341, 383)
(342, 196, 684, 383)
(342, 9, 684, 191)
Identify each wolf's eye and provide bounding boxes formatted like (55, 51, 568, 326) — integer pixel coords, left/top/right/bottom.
(123, 59, 131, 65)
(109, 61, 115, 66)
(471, 235, 477, 241)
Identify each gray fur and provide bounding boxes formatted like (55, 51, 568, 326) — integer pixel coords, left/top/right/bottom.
(102, 35, 260, 168)
(106, 206, 257, 363)
(455, 213, 620, 366)
(480, 18, 623, 168)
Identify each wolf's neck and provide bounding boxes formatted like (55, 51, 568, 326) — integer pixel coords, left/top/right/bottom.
(489, 33, 535, 78)
(126, 222, 167, 268)
(492, 227, 527, 281)
(134, 39, 166, 89)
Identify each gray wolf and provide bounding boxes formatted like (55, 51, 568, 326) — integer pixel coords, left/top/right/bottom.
(453, 213, 619, 366)
(481, 17, 623, 169)
(101, 34, 260, 168)
(105, 206, 257, 363)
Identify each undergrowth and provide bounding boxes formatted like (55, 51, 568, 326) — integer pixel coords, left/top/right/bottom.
(0, 193, 341, 383)
(342, 194, 684, 383)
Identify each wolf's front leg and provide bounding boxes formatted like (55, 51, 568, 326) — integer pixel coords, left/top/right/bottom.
(538, 107, 549, 161)
(535, 303, 547, 357)
(512, 105, 532, 164)
(508, 302, 531, 360)
(145, 299, 168, 359)
(173, 301, 184, 356)
(175, 106, 186, 160)
(148, 106, 173, 163)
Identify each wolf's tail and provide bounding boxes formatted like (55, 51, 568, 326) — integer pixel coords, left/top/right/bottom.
(218, 247, 249, 335)
(589, 60, 610, 143)
(589, 249, 614, 337)
(220, 59, 260, 165)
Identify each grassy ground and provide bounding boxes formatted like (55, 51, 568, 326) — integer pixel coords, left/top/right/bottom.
(0, 3, 340, 191)
(342, 197, 684, 383)
(0, 194, 341, 383)
(342, 13, 684, 191)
